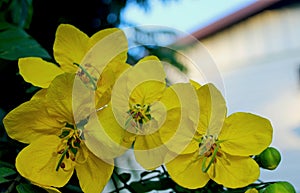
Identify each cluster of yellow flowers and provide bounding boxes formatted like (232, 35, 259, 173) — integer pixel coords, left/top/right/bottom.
(3, 24, 273, 193)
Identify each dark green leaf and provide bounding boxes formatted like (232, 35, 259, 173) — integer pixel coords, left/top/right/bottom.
(0, 167, 16, 177)
(0, 22, 51, 60)
(2, 0, 33, 28)
(16, 183, 47, 193)
(0, 161, 15, 169)
(119, 172, 131, 183)
(140, 170, 160, 179)
(0, 176, 11, 184)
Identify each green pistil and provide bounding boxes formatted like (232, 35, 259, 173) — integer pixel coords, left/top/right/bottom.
(56, 124, 82, 171)
(56, 147, 69, 171)
(73, 62, 97, 90)
(201, 143, 220, 173)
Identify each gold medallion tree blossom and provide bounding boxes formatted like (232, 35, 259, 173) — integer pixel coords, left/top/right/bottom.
(2, 23, 296, 193)
(162, 82, 273, 188)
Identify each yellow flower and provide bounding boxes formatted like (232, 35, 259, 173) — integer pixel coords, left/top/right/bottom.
(3, 73, 113, 193)
(18, 24, 129, 103)
(165, 82, 273, 189)
(84, 56, 196, 170)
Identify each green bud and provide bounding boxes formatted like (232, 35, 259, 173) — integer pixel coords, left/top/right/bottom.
(263, 182, 296, 193)
(255, 147, 281, 170)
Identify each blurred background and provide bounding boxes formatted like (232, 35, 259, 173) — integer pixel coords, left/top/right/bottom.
(0, 0, 299, 192)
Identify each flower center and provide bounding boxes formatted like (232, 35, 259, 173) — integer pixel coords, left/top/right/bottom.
(56, 123, 83, 171)
(126, 103, 152, 132)
(198, 135, 222, 173)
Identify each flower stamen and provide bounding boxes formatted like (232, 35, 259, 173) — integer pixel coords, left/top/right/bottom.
(126, 104, 152, 132)
(73, 62, 97, 90)
(55, 123, 83, 171)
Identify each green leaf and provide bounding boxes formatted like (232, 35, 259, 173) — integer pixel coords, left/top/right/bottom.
(16, 183, 47, 193)
(119, 172, 131, 183)
(0, 176, 11, 184)
(11, 0, 33, 28)
(0, 167, 16, 177)
(0, 0, 33, 28)
(0, 161, 15, 169)
(140, 170, 160, 180)
(0, 22, 51, 60)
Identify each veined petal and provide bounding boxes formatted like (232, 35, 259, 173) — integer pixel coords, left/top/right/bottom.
(166, 153, 210, 189)
(79, 28, 128, 83)
(111, 56, 166, 128)
(53, 24, 88, 73)
(83, 107, 132, 161)
(130, 81, 166, 105)
(31, 88, 47, 100)
(89, 28, 128, 64)
(46, 73, 75, 124)
(18, 57, 63, 88)
(3, 99, 63, 144)
(159, 108, 199, 155)
(75, 145, 114, 193)
(197, 83, 227, 136)
(134, 132, 169, 170)
(107, 60, 131, 80)
(159, 83, 200, 155)
(190, 79, 201, 90)
(127, 56, 166, 104)
(219, 112, 273, 156)
(208, 154, 260, 188)
(16, 135, 73, 187)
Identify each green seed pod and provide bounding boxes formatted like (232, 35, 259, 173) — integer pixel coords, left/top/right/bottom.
(263, 181, 296, 193)
(255, 147, 281, 170)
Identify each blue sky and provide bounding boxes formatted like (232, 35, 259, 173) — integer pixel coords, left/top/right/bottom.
(121, 0, 257, 33)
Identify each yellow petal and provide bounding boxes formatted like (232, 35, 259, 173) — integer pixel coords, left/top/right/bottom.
(111, 56, 166, 128)
(134, 132, 169, 170)
(3, 99, 63, 144)
(197, 83, 227, 136)
(219, 112, 273, 156)
(130, 81, 166, 105)
(83, 107, 132, 160)
(189, 79, 201, 90)
(208, 154, 260, 188)
(79, 28, 128, 82)
(166, 153, 210, 189)
(53, 24, 88, 73)
(18, 57, 64, 88)
(159, 107, 199, 155)
(46, 73, 75, 123)
(127, 56, 166, 104)
(16, 135, 73, 187)
(159, 83, 200, 155)
(89, 28, 128, 64)
(30, 88, 47, 100)
(106, 60, 131, 80)
(75, 145, 114, 193)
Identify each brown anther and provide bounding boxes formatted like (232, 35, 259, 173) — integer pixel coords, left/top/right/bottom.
(60, 162, 65, 169)
(204, 151, 212, 157)
(58, 149, 64, 154)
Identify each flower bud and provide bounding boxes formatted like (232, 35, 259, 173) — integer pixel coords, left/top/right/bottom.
(263, 182, 296, 193)
(255, 147, 281, 170)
